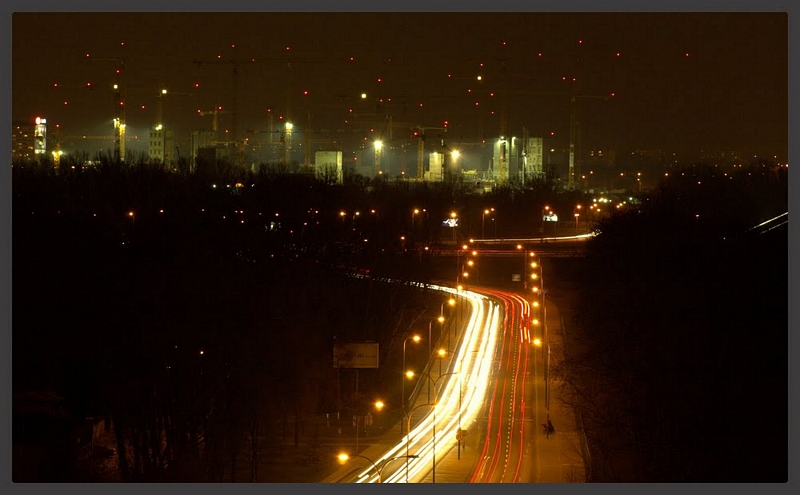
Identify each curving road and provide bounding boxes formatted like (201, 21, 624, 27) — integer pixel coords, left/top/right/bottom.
(468, 288, 542, 483)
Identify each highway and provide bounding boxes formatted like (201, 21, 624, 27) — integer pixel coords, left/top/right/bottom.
(468, 288, 539, 483)
(331, 280, 548, 483)
(346, 283, 500, 483)
(329, 241, 574, 483)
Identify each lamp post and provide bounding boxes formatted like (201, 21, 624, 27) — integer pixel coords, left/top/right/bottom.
(403, 401, 433, 483)
(353, 401, 384, 452)
(401, 334, 421, 434)
(481, 207, 495, 239)
(449, 211, 458, 246)
(541, 205, 550, 237)
(456, 365, 467, 460)
(533, 336, 551, 413)
(457, 284, 464, 328)
(406, 371, 458, 483)
(437, 348, 445, 378)
(426, 317, 444, 403)
(442, 298, 456, 350)
(337, 453, 420, 483)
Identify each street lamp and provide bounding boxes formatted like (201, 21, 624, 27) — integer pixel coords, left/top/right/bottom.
(337, 453, 420, 483)
(405, 370, 458, 483)
(532, 338, 551, 412)
(353, 400, 384, 452)
(442, 298, 455, 349)
(541, 205, 550, 236)
(436, 348, 449, 377)
(403, 402, 434, 483)
(426, 316, 445, 403)
(401, 334, 421, 434)
(449, 211, 458, 245)
(482, 208, 493, 239)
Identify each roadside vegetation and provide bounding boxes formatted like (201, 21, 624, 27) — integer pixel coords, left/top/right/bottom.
(556, 162, 788, 482)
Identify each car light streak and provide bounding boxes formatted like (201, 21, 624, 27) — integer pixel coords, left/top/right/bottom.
(346, 286, 501, 483)
(470, 290, 533, 483)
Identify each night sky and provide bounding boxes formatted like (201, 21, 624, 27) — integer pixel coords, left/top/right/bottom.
(12, 11, 788, 163)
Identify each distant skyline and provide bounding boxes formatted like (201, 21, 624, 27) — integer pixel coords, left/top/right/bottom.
(12, 12, 788, 163)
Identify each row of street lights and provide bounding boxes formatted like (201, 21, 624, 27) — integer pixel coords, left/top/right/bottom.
(401, 296, 457, 425)
(404, 370, 458, 483)
(394, 293, 463, 482)
(337, 254, 471, 483)
(338, 367, 458, 482)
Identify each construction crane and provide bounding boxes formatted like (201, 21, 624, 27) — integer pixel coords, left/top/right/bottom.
(83, 55, 127, 162)
(196, 106, 232, 145)
(153, 86, 194, 128)
(194, 48, 327, 164)
(193, 55, 258, 165)
(51, 129, 116, 169)
(345, 114, 447, 180)
(496, 86, 612, 188)
(566, 91, 610, 189)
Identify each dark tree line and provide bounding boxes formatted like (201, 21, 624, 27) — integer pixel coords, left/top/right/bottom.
(556, 163, 788, 482)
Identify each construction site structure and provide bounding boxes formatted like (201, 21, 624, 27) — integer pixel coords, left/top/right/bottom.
(83, 55, 127, 162)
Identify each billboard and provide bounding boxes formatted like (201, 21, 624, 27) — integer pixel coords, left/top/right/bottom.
(543, 212, 559, 222)
(333, 342, 379, 369)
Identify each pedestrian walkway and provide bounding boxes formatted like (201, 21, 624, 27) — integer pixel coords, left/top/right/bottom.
(321, 291, 586, 483)
(526, 292, 587, 483)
